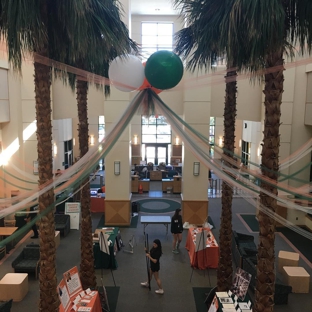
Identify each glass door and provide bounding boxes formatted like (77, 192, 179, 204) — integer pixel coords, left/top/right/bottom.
(145, 144, 168, 165)
(146, 146, 156, 164)
(157, 147, 167, 164)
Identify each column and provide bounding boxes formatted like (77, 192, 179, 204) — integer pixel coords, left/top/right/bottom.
(181, 72, 211, 225)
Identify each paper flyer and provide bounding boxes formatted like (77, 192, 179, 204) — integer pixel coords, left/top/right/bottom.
(57, 279, 71, 312)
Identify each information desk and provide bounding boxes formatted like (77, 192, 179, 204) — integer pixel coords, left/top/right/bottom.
(185, 227, 219, 269)
(93, 227, 118, 270)
(90, 196, 105, 213)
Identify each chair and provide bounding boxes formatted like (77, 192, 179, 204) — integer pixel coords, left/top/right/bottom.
(12, 246, 40, 279)
(54, 214, 70, 237)
(0, 299, 13, 312)
(0, 246, 6, 260)
(4, 220, 16, 227)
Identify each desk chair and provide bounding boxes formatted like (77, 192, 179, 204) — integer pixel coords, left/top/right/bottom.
(4, 220, 16, 227)
(0, 246, 6, 260)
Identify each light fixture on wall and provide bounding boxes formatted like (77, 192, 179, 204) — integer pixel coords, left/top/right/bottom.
(90, 135, 95, 146)
(219, 137, 223, 147)
(239, 139, 242, 147)
(257, 147, 261, 157)
(193, 162, 200, 176)
(133, 135, 138, 145)
(175, 137, 179, 145)
(114, 161, 120, 175)
(73, 138, 75, 146)
(53, 143, 57, 156)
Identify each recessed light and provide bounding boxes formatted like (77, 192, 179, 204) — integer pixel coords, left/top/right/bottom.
(155, 8, 160, 11)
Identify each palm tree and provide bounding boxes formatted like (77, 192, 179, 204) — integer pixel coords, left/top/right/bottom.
(175, 0, 312, 309)
(60, 1, 138, 290)
(0, 1, 122, 309)
(227, 2, 312, 311)
(174, 0, 242, 291)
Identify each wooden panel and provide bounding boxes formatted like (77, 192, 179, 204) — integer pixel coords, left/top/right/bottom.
(131, 144, 141, 156)
(173, 176, 181, 193)
(172, 145, 182, 156)
(150, 171, 162, 181)
(105, 200, 131, 226)
(131, 175, 139, 193)
(140, 180, 150, 192)
(276, 204, 288, 227)
(182, 200, 208, 225)
(162, 180, 174, 192)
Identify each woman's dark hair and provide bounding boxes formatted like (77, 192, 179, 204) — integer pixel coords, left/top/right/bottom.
(153, 239, 163, 255)
(173, 208, 181, 219)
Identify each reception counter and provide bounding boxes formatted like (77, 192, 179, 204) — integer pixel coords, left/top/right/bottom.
(90, 196, 105, 213)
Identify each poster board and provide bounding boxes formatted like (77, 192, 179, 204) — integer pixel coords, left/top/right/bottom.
(63, 266, 83, 298)
(195, 230, 208, 252)
(208, 295, 219, 312)
(231, 267, 252, 300)
(65, 202, 81, 213)
(58, 279, 71, 312)
(58, 266, 101, 312)
(99, 231, 110, 255)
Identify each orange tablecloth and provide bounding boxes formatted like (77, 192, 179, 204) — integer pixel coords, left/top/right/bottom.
(59, 290, 102, 312)
(90, 197, 105, 213)
(185, 227, 219, 269)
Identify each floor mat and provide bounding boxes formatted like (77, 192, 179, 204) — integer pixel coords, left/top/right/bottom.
(239, 214, 259, 232)
(192, 287, 212, 312)
(98, 286, 119, 312)
(135, 199, 181, 213)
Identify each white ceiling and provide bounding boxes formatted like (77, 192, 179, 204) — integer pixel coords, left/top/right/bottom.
(131, 0, 180, 15)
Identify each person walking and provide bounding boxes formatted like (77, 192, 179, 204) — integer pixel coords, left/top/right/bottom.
(25, 204, 39, 239)
(141, 239, 164, 294)
(171, 208, 183, 254)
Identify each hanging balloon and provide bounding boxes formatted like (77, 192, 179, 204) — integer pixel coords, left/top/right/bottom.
(145, 51, 184, 90)
(108, 54, 145, 92)
(139, 62, 162, 94)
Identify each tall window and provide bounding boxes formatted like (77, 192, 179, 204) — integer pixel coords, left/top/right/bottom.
(209, 117, 215, 145)
(98, 116, 105, 169)
(141, 115, 171, 143)
(98, 116, 105, 142)
(241, 141, 250, 166)
(141, 115, 171, 165)
(141, 22, 173, 60)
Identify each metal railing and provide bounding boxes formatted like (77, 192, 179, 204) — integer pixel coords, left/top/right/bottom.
(208, 179, 245, 197)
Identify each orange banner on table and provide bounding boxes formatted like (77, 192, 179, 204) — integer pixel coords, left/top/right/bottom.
(185, 227, 219, 269)
(58, 266, 102, 312)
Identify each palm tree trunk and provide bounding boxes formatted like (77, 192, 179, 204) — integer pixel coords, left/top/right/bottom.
(77, 79, 97, 289)
(254, 51, 283, 312)
(34, 59, 59, 311)
(217, 67, 237, 291)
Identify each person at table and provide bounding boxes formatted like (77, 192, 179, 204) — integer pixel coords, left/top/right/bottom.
(171, 208, 183, 254)
(141, 239, 164, 294)
(25, 204, 39, 239)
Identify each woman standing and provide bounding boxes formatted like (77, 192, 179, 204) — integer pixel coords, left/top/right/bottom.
(171, 208, 183, 254)
(141, 239, 164, 294)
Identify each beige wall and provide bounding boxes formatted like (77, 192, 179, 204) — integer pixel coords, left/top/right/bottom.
(0, 12, 311, 210)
